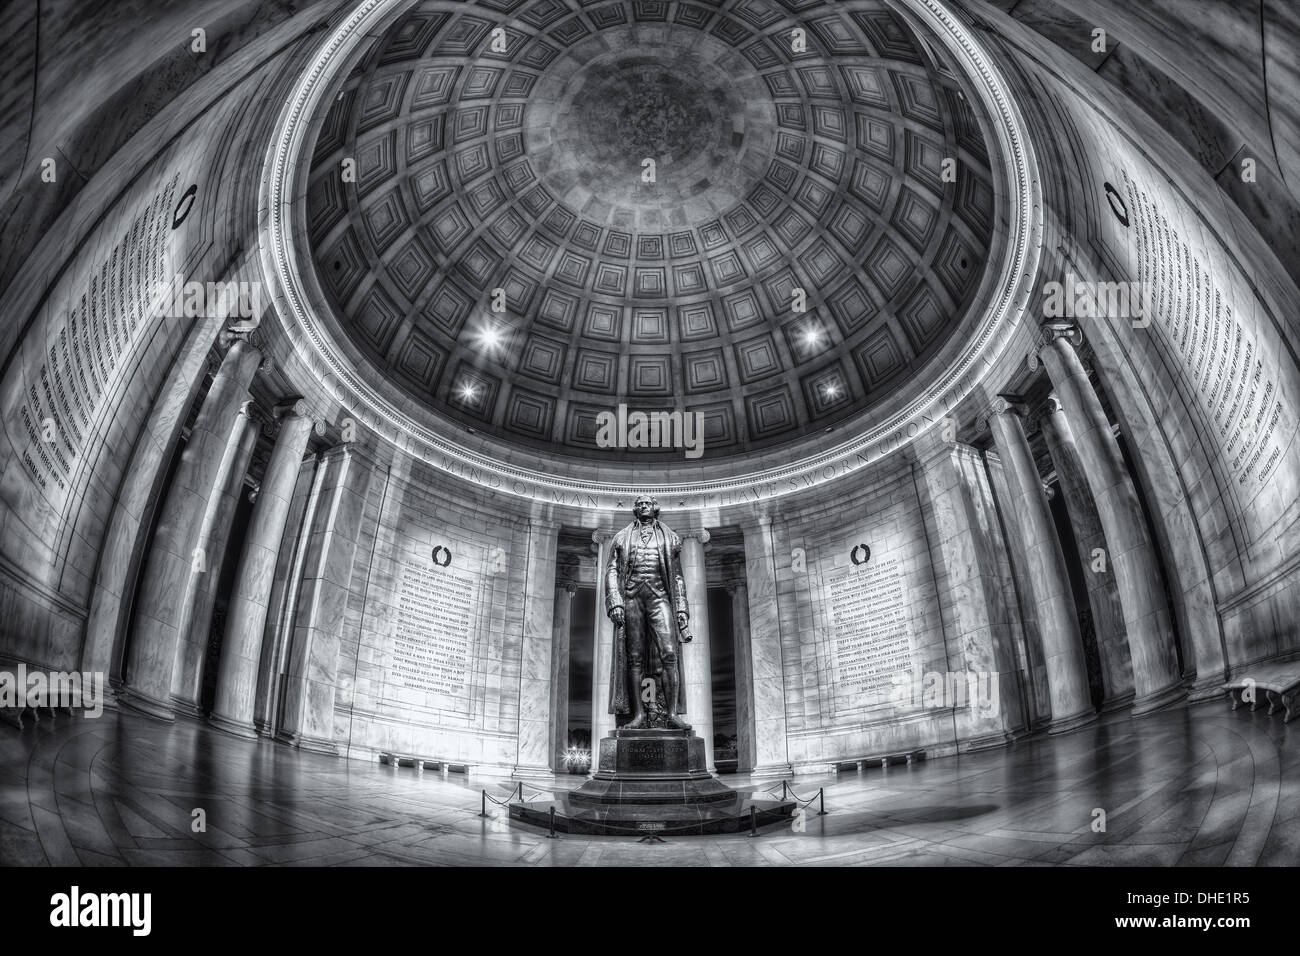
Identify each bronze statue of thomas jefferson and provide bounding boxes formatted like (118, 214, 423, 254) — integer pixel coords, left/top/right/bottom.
(605, 495, 693, 730)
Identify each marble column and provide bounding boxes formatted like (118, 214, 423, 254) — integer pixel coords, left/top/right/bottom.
(983, 449, 1053, 729)
(277, 446, 372, 753)
(83, 312, 224, 701)
(1061, 292, 1225, 700)
(725, 556, 755, 773)
(549, 566, 577, 772)
(679, 528, 715, 771)
(170, 402, 260, 717)
(916, 437, 1028, 746)
(120, 338, 263, 720)
(514, 518, 559, 779)
(985, 398, 1096, 733)
(252, 455, 323, 736)
(1039, 395, 1136, 710)
(590, 530, 615, 757)
(741, 515, 792, 777)
(209, 401, 320, 738)
(1038, 326, 1185, 715)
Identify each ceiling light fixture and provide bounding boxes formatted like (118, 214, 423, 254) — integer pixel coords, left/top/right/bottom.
(477, 322, 504, 353)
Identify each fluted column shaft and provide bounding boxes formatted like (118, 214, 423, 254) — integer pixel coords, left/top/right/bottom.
(170, 404, 259, 716)
(591, 531, 615, 754)
(513, 519, 559, 779)
(679, 530, 715, 771)
(1039, 399, 1135, 709)
(916, 438, 1027, 743)
(277, 447, 372, 753)
(210, 406, 317, 737)
(742, 516, 792, 777)
(727, 574, 755, 773)
(550, 583, 576, 772)
(1039, 333, 1185, 713)
(122, 339, 262, 719)
(987, 402, 1096, 733)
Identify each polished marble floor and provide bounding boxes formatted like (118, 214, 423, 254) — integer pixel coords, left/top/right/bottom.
(3, 700, 1297, 866)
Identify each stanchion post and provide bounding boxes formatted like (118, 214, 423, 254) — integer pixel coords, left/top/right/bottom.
(479, 790, 487, 817)
(548, 806, 558, 839)
(818, 788, 826, 816)
(748, 806, 758, 837)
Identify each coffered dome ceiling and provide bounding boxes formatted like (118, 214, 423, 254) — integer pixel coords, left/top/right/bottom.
(304, 0, 997, 461)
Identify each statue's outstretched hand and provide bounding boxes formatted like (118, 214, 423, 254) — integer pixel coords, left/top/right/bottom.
(677, 611, 691, 640)
(609, 606, 625, 625)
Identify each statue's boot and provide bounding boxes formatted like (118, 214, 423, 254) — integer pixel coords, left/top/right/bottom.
(624, 665, 649, 729)
(664, 667, 692, 731)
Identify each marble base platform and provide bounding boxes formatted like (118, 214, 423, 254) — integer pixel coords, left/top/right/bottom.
(510, 791, 795, 836)
(510, 728, 795, 835)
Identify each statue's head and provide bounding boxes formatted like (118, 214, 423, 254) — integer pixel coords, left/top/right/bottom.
(632, 495, 660, 521)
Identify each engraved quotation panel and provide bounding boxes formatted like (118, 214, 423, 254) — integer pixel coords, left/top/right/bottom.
(1121, 172, 1287, 488)
(389, 560, 477, 705)
(1066, 85, 1300, 516)
(17, 175, 179, 498)
(827, 555, 915, 703)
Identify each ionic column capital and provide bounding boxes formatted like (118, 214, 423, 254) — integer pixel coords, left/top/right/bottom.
(721, 553, 747, 589)
(219, 324, 268, 353)
(978, 395, 1026, 432)
(556, 553, 580, 594)
(272, 398, 327, 437)
(1042, 322, 1084, 347)
(1026, 323, 1082, 372)
(680, 527, 711, 546)
(1023, 394, 1067, 434)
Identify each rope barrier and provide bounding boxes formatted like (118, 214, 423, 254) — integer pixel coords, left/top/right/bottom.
(781, 780, 827, 813)
(480, 783, 523, 811)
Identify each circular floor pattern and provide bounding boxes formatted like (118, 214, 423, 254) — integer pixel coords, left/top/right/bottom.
(2, 703, 1294, 866)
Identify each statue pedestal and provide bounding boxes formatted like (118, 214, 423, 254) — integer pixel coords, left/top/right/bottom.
(509, 729, 795, 835)
(572, 728, 734, 805)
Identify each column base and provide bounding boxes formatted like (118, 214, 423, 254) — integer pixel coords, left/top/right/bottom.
(1186, 676, 1228, 703)
(1046, 709, 1099, 735)
(169, 696, 207, 720)
(116, 688, 176, 722)
(292, 734, 339, 756)
(208, 712, 258, 739)
(958, 731, 1015, 753)
(1099, 691, 1136, 714)
(1130, 681, 1186, 716)
(99, 683, 124, 712)
(512, 765, 557, 780)
(748, 763, 794, 779)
